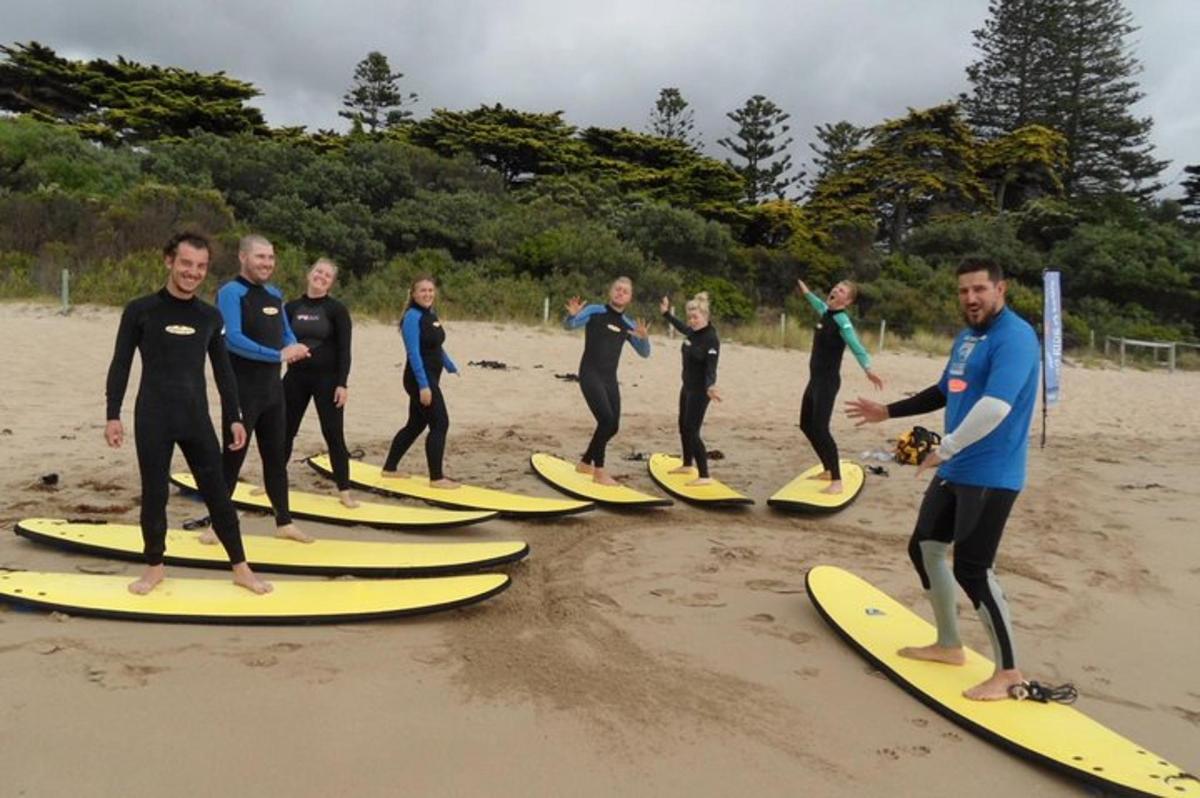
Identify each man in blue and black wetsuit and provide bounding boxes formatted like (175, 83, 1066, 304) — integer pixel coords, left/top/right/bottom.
(847, 258, 1040, 701)
(213, 234, 314, 543)
(104, 231, 272, 595)
(563, 276, 651, 485)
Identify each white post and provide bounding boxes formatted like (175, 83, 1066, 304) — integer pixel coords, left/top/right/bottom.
(59, 268, 70, 316)
(668, 305, 675, 339)
(542, 296, 549, 324)
(1169, 343, 1176, 374)
(1119, 338, 1126, 370)
(1089, 328, 1095, 353)
(780, 313, 787, 346)
(878, 319, 887, 354)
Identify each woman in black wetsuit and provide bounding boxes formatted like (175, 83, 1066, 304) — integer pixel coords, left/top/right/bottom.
(798, 278, 883, 494)
(381, 275, 461, 489)
(563, 276, 651, 485)
(282, 258, 356, 507)
(659, 292, 722, 486)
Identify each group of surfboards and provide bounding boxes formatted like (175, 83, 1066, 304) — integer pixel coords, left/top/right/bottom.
(6, 231, 1193, 794)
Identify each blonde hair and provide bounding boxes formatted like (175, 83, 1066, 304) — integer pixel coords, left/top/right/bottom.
(840, 280, 859, 303)
(309, 257, 338, 277)
(685, 291, 710, 317)
(402, 274, 436, 316)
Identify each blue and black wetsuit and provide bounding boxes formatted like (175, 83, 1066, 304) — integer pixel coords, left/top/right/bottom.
(887, 306, 1040, 671)
(800, 292, 872, 480)
(384, 304, 458, 480)
(216, 276, 296, 526)
(663, 311, 719, 478)
(564, 304, 651, 468)
(283, 294, 352, 490)
(105, 289, 247, 566)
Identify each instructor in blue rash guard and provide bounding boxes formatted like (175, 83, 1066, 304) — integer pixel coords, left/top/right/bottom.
(797, 278, 884, 495)
(283, 258, 357, 508)
(381, 275, 461, 488)
(213, 234, 314, 543)
(563, 276, 651, 486)
(104, 232, 271, 596)
(846, 258, 1040, 701)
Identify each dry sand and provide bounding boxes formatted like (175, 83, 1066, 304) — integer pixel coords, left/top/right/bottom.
(0, 299, 1196, 797)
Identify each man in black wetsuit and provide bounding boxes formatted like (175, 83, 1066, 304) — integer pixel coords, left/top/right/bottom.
(104, 232, 272, 595)
(213, 234, 313, 543)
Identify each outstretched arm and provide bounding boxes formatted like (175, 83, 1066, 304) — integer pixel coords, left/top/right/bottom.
(661, 310, 690, 335)
(833, 312, 872, 371)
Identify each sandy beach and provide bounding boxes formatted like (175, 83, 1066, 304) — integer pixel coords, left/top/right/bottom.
(0, 299, 1196, 797)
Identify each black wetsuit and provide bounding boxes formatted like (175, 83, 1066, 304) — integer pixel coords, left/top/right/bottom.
(282, 294, 352, 490)
(384, 305, 458, 480)
(216, 276, 295, 526)
(565, 304, 651, 468)
(799, 294, 871, 481)
(105, 289, 247, 566)
(663, 311, 719, 478)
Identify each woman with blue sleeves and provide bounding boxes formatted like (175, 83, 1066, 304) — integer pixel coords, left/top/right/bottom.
(382, 275, 460, 488)
(563, 276, 651, 486)
(797, 278, 883, 495)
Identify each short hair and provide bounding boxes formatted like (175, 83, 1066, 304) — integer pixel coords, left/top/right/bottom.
(611, 276, 633, 290)
(239, 233, 273, 254)
(956, 258, 1004, 283)
(163, 231, 210, 259)
(839, 280, 859, 303)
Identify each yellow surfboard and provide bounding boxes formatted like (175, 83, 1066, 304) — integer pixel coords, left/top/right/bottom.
(530, 453, 672, 508)
(806, 565, 1197, 797)
(170, 473, 497, 530)
(307, 454, 594, 518)
(0, 570, 509, 624)
(646, 453, 753, 506)
(15, 519, 528, 577)
(767, 461, 864, 513)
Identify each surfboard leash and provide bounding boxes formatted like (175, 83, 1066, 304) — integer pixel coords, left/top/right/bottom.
(1008, 680, 1078, 704)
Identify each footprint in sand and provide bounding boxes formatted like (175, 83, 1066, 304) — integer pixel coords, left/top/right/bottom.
(87, 663, 167, 689)
(744, 579, 804, 594)
(748, 613, 775, 623)
(678, 592, 726, 608)
(241, 653, 279, 668)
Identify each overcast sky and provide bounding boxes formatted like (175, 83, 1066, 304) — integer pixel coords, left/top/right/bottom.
(5, 0, 1197, 192)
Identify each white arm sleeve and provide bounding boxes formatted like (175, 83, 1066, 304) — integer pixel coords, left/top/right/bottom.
(938, 396, 1012, 460)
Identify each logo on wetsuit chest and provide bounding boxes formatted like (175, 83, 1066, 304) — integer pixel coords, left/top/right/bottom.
(682, 339, 692, 347)
(606, 323, 622, 333)
(262, 306, 279, 316)
(164, 325, 196, 336)
(432, 321, 442, 327)
(295, 313, 321, 322)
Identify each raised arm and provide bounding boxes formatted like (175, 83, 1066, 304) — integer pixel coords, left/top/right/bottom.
(661, 309, 690, 335)
(564, 303, 604, 330)
(833, 312, 872, 371)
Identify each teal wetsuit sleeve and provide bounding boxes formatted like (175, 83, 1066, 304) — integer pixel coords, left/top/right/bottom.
(834, 312, 872, 371)
(218, 283, 281, 362)
(622, 314, 651, 358)
(564, 304, 605, 329)
(401, 309, 430, 389)
(804, 292, 828, 316)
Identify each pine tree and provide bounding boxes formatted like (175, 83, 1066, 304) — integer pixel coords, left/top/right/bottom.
(1180, 165, 1200, 221)
(808, 121, 867, 184)
(717, 95, 800, 203)
(339, 51, 418, 133)
(647, 87, 700, 149)
(962, 0, 1167, 197)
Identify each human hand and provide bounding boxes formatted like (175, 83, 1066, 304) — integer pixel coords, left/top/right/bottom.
(105, 420, 124, 448)
(565, 296, 584, 317)
(659, 296, 670, 314)
(419, 387, 433, 407)
(796, 279, 810, 295)
(867, 370, 884, 391)
(334, 386, 348, 408)
(845, 396, 889, 426)
(915, 450, 942, 478)
(632, 319, 650, 339)
(281, 343, 310, 364)
(707, 386, 722, 403)
(228, 422, 248, 451)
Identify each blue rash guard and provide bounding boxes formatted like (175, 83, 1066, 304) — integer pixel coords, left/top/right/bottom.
(936, 306, 1040, 491)
(401, 305, 458, 390)
(563, 304, 651, 375)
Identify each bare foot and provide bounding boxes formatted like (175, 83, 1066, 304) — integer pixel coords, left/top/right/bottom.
(380, 469, 410, 480)
(275, 523, 315, 544)
(339, 490, 359, 508)
(592, 468, 619, 486)
(897, 643, 966, 666)
(688, 477, 714, 486)
(231, 562, 273, 595)
(669, 465, 697, 475)
(429, 478, 461, 490)
(197, 529, 218, 545)
(807, 470, 833, 481)
(963, 669, 1025, 701)
(249, 486, 267, 496)
(128, 564, 165, 595)
(820, 480, 844, 495)
(575, 462, 594, 475)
